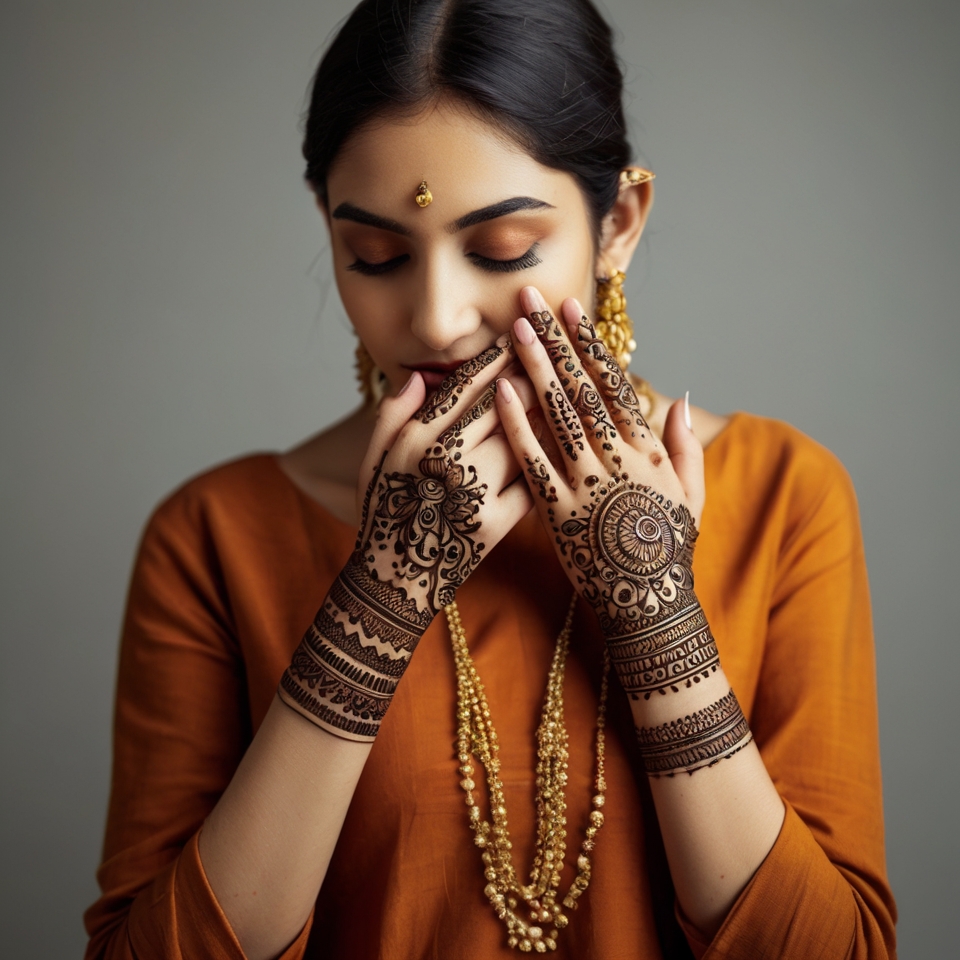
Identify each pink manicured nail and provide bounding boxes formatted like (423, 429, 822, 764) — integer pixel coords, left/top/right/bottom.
(496, 378, 515, 402)
(513, 317, 536, 346)
(397, 371, 419, 396)
(684, 390, 692, 430)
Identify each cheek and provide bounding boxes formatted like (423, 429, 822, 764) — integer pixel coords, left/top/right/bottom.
(335, 272, 407, 354)
(528, 233, 596, 310)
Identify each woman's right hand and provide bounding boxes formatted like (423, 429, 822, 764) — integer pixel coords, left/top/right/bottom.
(278, 336, 533, 740)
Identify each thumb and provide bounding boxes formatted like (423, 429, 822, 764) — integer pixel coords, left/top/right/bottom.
(662, 391, 705, 526)
(358, 371, 426, 492)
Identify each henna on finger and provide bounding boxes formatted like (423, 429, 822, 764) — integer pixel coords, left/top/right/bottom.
(635, 689, 752, 777)
(437, 382, 498, 457)
(524, 454, 558, 502)
(531, 309, 618, 446)
(544, 379, 585, 460)
(414, 342, 508, 423)
(576, 315, 650, 438)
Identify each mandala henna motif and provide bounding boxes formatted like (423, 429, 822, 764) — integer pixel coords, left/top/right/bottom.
(635, 689, 752, 777)
(548, 478, 720, 699)
(414, 343, 506, 423)
(280, 441, 489, 741)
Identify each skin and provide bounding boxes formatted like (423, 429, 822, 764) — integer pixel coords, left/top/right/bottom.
(199, 98, 774, 960)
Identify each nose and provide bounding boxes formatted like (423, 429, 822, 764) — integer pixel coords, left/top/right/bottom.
(408, 254, 482, 353)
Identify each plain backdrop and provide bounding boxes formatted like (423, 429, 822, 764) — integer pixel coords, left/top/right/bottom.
(1, 1, 957, 956)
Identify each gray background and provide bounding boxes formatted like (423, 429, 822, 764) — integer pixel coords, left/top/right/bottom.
(1, 0, 957, 956)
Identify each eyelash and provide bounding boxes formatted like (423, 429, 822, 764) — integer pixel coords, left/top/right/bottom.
(347, 244, 542, 277)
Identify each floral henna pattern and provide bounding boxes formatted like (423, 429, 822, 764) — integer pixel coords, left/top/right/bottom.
(541, 473, 719, 699)
(577, 315, 649, 436)
(531, 309, 618, 445)
(635, 689, 752, 777)
(414, 343, 506, 423)
(280, 444, 489, 740)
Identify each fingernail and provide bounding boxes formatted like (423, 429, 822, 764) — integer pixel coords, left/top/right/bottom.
(523, 285, 548, 310)
(684, 390, 692, 430)
(496, 377, 515, 402)
(514, 317, 536, 346)
(496, 331, 515, 353)
(398, 371, 419, 396)
(568, 299, 585, 333)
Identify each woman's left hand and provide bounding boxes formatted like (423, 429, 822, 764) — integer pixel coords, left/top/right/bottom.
(497, 286, 719, 700)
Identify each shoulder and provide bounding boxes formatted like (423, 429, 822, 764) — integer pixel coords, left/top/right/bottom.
(149, 453, 288, 531)
(705, 412, 861, 544)
(138, 453, 329, 570)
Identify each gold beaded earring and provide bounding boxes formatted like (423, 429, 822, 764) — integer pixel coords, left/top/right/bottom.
(355, 339, 386, 406)
(594, 269, 635, 369)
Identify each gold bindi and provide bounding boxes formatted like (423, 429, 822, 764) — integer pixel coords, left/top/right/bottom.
(415, 179, 433, 207)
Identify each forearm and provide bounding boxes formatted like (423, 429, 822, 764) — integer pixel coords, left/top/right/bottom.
(198, 694, 371, 960)
(631, 667, 784, 939)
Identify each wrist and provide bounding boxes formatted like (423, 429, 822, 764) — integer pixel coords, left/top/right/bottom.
(603, 594, 720, 701)
(278, 558, 433, 742)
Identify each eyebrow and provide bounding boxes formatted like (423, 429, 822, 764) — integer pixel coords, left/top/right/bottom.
(330, 196, 554, 236)
(449, 196, 554, 231)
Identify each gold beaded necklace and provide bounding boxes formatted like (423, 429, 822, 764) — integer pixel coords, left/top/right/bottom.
(445, 594, 611, 953)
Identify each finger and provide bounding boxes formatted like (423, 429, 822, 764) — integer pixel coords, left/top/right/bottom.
(468, 431, 525, 496)
(412, 333, 513, 425)
(435, 361, 535, 458)
(357, 370, 427, 521)
(496, 376, 572, 501)
(662, 392, 705, 525)
(561, 297, 654, 447)
(519, 287, 621, 455)
(512, 315, 593, 466)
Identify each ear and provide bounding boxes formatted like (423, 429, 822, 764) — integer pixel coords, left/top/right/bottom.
(597, 177, 654, 276)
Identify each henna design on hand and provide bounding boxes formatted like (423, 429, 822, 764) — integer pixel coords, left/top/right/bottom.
(545, 380, 584, 460)
(546, 477, 719, 698)
(437, 383, 497, 457)
(530, 309, 617, 445)
(577, 315, 649, 437)
(524, 454, 558, 502)
(413, 343, 506, 423)
(635, 689, 752, 777)
(280, 445, 489, 740)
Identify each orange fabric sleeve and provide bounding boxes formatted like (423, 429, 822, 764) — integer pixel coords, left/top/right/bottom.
(679, 432, 897, 958)
(83, 486, 312, 960)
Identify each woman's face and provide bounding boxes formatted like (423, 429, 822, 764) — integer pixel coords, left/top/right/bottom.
(324, 98, 599, 395)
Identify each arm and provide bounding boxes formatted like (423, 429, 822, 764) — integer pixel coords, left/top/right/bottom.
(497, 287, 895, 958)
(87, 343, 531, 960)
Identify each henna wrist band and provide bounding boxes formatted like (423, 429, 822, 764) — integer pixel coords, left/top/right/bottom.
(635, 689, 753, 777)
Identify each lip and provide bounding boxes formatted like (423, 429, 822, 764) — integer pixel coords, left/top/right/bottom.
(402, 360, 468, 391)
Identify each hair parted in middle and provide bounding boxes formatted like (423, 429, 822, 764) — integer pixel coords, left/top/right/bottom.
(302, 0, 634, 240)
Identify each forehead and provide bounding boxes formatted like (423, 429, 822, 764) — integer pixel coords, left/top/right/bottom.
(325, 98, 585, 225)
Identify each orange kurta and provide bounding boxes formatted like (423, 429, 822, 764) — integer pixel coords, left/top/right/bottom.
(84, 412, 897, 959)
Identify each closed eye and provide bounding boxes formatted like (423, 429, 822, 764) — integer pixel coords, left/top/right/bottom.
(467, 244, 542, 273)
(347, 253, 410, 276)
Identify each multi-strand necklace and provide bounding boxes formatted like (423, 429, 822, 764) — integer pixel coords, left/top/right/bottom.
(445, 594, 611, 953)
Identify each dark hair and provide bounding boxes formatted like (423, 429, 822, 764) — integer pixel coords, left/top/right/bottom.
(302, 0, 632, 236)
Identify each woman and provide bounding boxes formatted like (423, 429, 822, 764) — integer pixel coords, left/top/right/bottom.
(84, 0, 897, 957)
